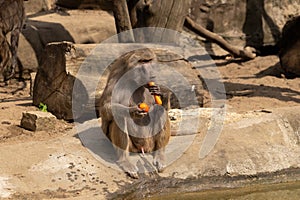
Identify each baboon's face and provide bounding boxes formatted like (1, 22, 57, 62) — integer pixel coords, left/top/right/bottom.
(129, 62, 155, 86)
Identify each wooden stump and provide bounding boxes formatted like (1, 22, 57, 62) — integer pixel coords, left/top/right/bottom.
(128, 0, 192, 42)
(33, 42, 90, 120)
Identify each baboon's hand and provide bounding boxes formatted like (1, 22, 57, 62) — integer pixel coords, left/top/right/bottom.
(146, 84, 161, 96)
(129, 106, 148, 118)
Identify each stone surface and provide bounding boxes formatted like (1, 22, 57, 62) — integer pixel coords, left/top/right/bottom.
(75, 106, 300, 181)
(21, 111, 57, 131)
(190, 0, 300, 48)
(163, 106, 300, 179)
(169, 108, 210, 136)
(279, 16, 300, 77)
(24, 0, 56, 13)
(19, 8, 116, 72)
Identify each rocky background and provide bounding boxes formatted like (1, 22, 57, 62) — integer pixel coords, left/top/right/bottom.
(19, 0, 300, 73)
(190, 0, 300, 46)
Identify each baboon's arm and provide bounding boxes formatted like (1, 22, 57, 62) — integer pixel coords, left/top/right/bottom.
(101, 102, 144, 119)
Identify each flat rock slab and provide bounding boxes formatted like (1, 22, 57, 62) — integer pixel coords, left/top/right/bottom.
(1, 106, 300, 199)
(21, 111, 57, 131)
(164, 106, 300, 179)
(78, 106, 300, 179)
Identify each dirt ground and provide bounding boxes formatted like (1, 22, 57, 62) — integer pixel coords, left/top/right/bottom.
(216, 55, 300, 112)
(0, 53, 299, 199)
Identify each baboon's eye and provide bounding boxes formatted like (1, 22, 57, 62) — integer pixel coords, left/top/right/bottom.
(0, 55, 2, 63)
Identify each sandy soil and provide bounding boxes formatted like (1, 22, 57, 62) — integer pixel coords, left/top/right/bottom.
(0, 54, 299, 199)
(217, 55, 300, 112)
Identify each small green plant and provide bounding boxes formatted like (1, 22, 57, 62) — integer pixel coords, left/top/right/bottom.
(39, 103, 48, 112)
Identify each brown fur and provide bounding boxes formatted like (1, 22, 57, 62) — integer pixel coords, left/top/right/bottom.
(97, 48, 171, 178)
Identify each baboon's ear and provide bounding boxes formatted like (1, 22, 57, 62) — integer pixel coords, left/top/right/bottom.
(126, 48, 156, 68)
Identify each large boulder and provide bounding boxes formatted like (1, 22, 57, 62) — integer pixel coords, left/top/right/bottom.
(24, 0, 56, 13)
(279, 16, 300, 77)
(190, 0, 300, 48)
(19, 9, 115, 73)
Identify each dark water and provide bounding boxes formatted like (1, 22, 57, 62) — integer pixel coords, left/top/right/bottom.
(150, 181, 300, 200)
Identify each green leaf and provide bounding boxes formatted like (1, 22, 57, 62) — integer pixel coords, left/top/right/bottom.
(39, 103, 48, 112)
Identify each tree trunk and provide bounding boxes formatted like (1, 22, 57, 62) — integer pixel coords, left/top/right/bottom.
(112, 0, 256, 59)
(112, 0, 135, 42)
(128, 0, 192, 42)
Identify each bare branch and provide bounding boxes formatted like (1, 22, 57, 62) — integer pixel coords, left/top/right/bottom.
(185, 16, 256, 60)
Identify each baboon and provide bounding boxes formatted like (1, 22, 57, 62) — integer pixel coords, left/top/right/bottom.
(0, 0, 26, 81)
(97, 48, 171, 178)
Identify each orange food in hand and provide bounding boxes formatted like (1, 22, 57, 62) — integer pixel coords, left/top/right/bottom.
(138, 103, 149, 112)
(148, 82, 162, 105)
(154, 95, 162, 105)
(148, 81, 155, 87)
